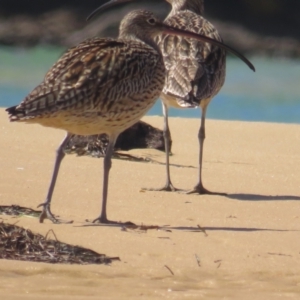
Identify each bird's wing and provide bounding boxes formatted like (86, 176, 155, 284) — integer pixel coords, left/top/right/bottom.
(157, 11, 226, 105)
(8, 38, 160, 119)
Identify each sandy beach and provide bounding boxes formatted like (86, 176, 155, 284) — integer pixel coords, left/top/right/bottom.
(0, 107, 300, 299)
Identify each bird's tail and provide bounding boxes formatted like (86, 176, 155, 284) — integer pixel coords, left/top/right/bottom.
(6, 105, 26, 122)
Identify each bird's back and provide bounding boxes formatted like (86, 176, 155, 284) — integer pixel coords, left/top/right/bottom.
(157, 10, 226, 107)
(7, 37, 165, 135)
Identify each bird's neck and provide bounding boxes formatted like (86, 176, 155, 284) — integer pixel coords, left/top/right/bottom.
(123, 32, 162, 54)
(168, 0, 204, 16)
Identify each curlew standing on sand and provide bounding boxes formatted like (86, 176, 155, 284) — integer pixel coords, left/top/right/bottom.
(6, 9, 247, 224)
(154, 0, 255, 193)
(156, 0, 226, 193)
(92, 0, 255, 195)
(156, 0, 255, 195)
(152, 0, 226, 195)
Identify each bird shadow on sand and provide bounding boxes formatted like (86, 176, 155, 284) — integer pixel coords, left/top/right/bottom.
(166, 225, 298, 234)
(225, 193, 300, 201)
(76, 222, 298, 234)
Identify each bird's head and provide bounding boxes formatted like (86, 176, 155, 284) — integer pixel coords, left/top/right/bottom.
(87, 0, 205, 21)
(87, 1, 255, 72)
(165, 0, 204, 15)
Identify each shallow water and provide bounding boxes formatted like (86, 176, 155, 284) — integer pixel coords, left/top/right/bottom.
(0, 46, 299, 124)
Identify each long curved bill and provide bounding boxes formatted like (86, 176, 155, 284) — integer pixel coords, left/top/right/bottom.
(159, 23, 255, 72)
(87, 0, 133, 21)
(87, 0, 255, 72)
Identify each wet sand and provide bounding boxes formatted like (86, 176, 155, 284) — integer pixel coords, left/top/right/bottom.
(0, 108, 300, 299)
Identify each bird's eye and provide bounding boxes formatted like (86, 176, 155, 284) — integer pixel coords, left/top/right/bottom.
(148, 18, 155, 25)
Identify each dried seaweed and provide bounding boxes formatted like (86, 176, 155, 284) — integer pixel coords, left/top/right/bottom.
(164, 265, 174, 275)
(121, 223, 162, 232)
(0, 205, 41, 217)
(64, 120, 169, 158)
(120, 223, 173, 234)
(0, 222, 120, 265)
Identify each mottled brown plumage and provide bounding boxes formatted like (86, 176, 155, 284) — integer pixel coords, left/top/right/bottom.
(7, 10, 166, 224)
(159, 2, 225, 106)
(152, 0, 231, 194)
(7, 8, 238, 224)
(8, 38, 164, 136)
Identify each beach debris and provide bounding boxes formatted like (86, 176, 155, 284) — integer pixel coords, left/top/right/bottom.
(227, 215, 237, 219)
(64, 121, 169, 158)
(0, 222, 120, 265)
(164, 265, 174, 276)
(195, 254, 201, 267)
(121, 222, 169, 233)
(197, 224, 208, 237)
(267, 252, 292, 257)
(0, 205, 41, 218)
(214, 259, 222, 269)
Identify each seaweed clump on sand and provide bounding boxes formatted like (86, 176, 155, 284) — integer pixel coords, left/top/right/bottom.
(0, 205, 41, 217)
(64, 120, 170, 158)
(0, 222, 120, 265)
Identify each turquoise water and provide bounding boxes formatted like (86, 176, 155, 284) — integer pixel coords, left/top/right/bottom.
(0, 46, 299, 124)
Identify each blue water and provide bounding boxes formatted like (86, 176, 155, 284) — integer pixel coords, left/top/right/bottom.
(0, 46, 299, 124)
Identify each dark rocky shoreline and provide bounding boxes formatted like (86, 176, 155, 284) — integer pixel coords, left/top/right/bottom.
(0, 1, 300, 58)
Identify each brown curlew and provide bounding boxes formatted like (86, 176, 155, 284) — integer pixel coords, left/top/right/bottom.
(6, 9, 248, 224)
(156, 0, 230, 193)
(156, 0, 230, 194)
(97, 0, 255, 194)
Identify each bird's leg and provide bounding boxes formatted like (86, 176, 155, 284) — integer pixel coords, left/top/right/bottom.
(143, 101, 181, 192)
(93, 134, 119, 224)
(38, 133, 74, 223)
(163, 103, 175, 188)
(187, 106, 226, 196)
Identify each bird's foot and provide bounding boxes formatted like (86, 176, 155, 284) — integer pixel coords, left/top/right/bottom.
(91, 216, 120, 224)
(185, 184, 227, 196)
(142, 183, 183, 192)
(86, 219, 136, 228)
(37, 203, 73, 224)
